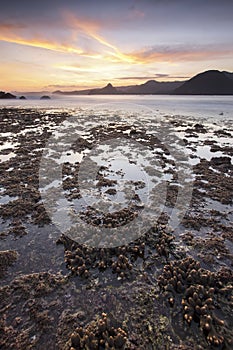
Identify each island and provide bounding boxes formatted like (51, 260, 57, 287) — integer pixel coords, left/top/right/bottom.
(0, 91, 16, 99)
(40, 95, 51, 100)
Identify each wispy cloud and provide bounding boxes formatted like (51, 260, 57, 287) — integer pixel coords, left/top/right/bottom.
(0, 35, 84, 55)
(127, 5, 145, 20)
(0, 17, 137, 63)
(118, 74, 169, 80)
(116, 74, 188, 81)
(46, 84, 83, 89)
(0, 22, 26, 30)
(129, 44, 233, 63)
(1, 15, 231, 67)
(0, 21, 85, 54)
(63, 12, 139, 63)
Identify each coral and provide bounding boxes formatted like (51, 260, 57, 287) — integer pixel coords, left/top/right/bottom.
(67, 313, 128, 350)
(59, 234, 145, 280)
(158, 257, 233, 348)
(0, 250, 18, 277)
(59, 225, 175, 280)
(111, 253, 133, 279)
(145, 225, 175, 259)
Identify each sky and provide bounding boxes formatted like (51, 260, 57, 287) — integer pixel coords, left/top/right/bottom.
(0, 0, 233, 92)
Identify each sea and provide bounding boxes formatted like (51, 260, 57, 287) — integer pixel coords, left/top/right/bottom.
(1, 94, 233, 121)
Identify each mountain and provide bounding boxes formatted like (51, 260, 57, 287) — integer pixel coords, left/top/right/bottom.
(52, 70, 233, 96)
(0, 91, 16, 99)
(53, 80, 184, 95)
(174, 70, 233, 95)
(89, 83, 118, 95)
(53, 88, 92, 95)
(124, 80, 183, 94)
(223, 71, 233, 81)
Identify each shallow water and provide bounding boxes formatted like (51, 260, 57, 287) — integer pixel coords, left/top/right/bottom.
(1, 94, 233, 120)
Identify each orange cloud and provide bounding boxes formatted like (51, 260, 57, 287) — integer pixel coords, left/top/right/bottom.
(0, 21, 85, 54)
(63, 12, 139, 64)
(0, 16, 144, 64)
(62, 15, 233, 65)
(0, 34, 85, 55)
(0, 23, 27, 31)
(1, 18, 232, 68)
(0, 18, 137, 64)
(127, 45, 233, 64)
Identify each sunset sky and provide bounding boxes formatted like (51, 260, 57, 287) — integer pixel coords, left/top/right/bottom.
(1, 0, 233, 92)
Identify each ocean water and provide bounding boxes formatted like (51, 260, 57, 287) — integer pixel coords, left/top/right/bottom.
(1, 94, 233, 121)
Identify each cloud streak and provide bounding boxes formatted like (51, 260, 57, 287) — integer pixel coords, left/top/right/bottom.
(0, 17, 137, 63)
(129, 44, 233, 64)
(63, 12, 139, 63)
(117, 74, 188, 80)
(0, 21, 85, 54)
(0, 35, 84, 55)
(1, 16, 232, 67)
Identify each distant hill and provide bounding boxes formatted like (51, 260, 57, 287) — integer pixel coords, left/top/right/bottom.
(223, 71, 233, 81)
(173, 70, 233, 95)
(53, 88, 92, 95)
(89, 83, 118, 95)
(0, 91, 16, 99)
(53, 80, 184, 95)
(52, 70, 233, 96)
(124, 80, 183, 94)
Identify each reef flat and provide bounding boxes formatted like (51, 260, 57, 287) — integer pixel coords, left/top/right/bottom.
(0, 107, 232, 349)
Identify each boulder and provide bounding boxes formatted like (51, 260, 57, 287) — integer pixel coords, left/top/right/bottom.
(40, 95, 51, 100)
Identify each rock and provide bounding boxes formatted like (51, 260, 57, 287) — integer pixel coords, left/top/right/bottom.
(40, 95, 51, 100)
(211, 156, 231, 166)
(0, 91, 16, 99)
(19, 96, 26, 100)
(0, 250, 18, 277)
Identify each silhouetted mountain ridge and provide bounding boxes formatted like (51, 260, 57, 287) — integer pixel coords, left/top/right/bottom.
(51, 70, 233, 95)
(125, 80, 183, 94)
(223, 71, 233, 81)
(174, 70, 233, 95)
(89, 83, 118, 95)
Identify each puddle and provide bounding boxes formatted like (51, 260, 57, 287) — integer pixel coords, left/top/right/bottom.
(0, 194, 18, 205)
(188, 157, 200, 166)
(204, 197, 233, 214)
(40, 179, 62, 192)
(0, 223, 65, 285)
(0, 141, 19, 151)
(56, 150, 83, 165)
(0, 152, 16, 162)
(196, 145, 226, 161)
